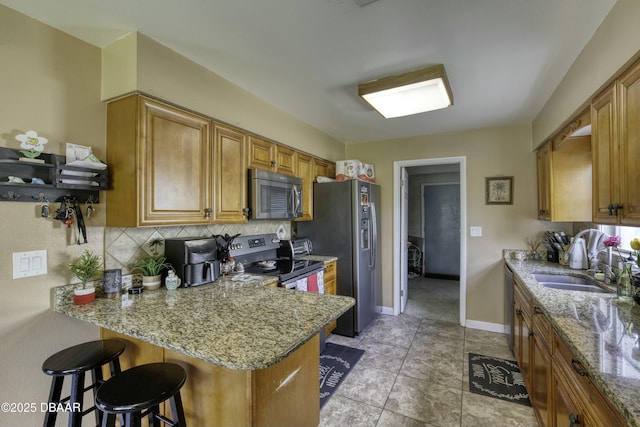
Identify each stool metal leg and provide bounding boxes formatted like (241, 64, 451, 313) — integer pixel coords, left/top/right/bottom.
(109, 358, 121, 377)
(100, 412, 115, 427)
(91, 366, 104, 426)
(43, 376, 63, 427)
(149, 405, 161, 427)
(170, 394, 187, 427)
(124, 411, 142, 427)
(68, 372, 85, 427)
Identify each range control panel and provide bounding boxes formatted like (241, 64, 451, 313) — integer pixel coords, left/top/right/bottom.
(229, 234, 280, 258)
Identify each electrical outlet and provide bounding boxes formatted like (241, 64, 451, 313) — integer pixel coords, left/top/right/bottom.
(121, 274, 133, 289)
(12, 250, 47, 279)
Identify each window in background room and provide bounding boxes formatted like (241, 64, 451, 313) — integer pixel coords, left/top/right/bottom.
(599, 225, 640, 252)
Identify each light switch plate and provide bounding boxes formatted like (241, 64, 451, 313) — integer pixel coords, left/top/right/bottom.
(470, 226, 482, 237)
(12, 250, 47, 279)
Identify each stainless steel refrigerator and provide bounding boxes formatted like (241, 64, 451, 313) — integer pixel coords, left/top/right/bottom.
(297, 180, 381, 337)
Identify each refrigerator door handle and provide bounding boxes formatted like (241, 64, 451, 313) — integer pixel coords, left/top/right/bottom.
(370, 201, 377, 268)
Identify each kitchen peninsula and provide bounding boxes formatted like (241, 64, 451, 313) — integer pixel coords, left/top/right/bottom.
(54, 274, 354, 426)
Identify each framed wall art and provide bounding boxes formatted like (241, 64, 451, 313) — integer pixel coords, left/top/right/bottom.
(485, 176, 513, 205)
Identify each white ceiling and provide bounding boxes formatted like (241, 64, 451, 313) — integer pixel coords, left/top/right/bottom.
(0, 0, 616, 143)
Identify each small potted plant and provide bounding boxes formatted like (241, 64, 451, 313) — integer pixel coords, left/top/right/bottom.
(68, 250, 103, 304)
(133, 255, 172, 290)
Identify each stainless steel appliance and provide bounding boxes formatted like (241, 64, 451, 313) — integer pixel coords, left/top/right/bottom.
(505, 263, 514, 352)
(277, 238, 314, 259)
(248, 168, 302, 220)
(296, 180, 381, 337)
(165, 237, 220, 287)
(229, 234, 324, 287)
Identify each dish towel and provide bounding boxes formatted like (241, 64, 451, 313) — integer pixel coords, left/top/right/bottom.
(317, 269, 325, 294)
(307, 273, 319, 293)
(295, 277, 308, 291)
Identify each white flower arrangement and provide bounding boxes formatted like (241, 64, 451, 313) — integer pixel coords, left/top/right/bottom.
(15, 130, 48, 159)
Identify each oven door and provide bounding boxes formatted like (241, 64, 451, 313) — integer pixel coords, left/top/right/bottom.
(281, 268, 323, 289)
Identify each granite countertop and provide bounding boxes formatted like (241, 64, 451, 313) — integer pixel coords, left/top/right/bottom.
(298, 255, 338, 264)
(504, 254, 640, 427)
(53, 274, 354, 371)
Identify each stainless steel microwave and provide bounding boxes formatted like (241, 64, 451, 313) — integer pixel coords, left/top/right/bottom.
(249, 168, 302, 220)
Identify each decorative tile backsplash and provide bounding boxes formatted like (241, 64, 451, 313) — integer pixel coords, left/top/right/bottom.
(105, 221, 291, 273)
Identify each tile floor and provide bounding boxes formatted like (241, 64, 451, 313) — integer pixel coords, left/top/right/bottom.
(320, 277, 538, 427)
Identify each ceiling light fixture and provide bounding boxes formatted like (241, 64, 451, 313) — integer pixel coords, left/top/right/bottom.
(358, 64, 453, 118)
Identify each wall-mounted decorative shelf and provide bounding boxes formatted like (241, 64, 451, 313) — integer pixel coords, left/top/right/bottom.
(0, 147, 108, 203)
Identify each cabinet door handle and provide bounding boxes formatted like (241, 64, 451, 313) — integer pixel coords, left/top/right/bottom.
(534, 306, 544, 314)
(515, 308, 522, 317)
(569, 412, 580, 427)
(571, 359, 589, 377)
(204, 208, 212, 218)
(614, 203, 623, 216)
(608, 204, 614, 216)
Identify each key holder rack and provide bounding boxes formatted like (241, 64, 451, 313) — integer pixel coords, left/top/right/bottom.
(0, 146, 108, 203)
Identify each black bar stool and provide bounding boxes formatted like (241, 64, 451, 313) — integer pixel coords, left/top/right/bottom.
(96, 362, 187, 427)
(42, 339, 125, 427)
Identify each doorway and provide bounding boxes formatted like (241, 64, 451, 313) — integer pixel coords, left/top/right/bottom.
(422, 182, 460, 279)
(393, 157, 466, 326)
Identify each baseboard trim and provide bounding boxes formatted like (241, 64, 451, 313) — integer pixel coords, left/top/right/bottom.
(465, 320, 507, 334)
(424, 273, 460, 281)
(379, 306, 394, 316)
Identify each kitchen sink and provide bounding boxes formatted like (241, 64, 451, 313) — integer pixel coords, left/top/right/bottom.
(531, 273, 613, 293)
(536, 282, 611, 293)
(531, 274, 593, 284)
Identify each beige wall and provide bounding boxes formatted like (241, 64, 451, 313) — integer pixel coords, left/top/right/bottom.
(533, 0, 640, 147)
(346, 125, 573, 325)
(0, 6, 104, 426)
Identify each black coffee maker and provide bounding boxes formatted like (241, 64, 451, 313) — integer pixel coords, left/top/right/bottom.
(165, 237, 220, 287)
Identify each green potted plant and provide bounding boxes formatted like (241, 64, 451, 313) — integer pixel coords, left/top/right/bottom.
(132, 255, 172, 290)
(68, 250, 103, 304)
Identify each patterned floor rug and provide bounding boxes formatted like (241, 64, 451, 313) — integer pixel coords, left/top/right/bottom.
(320, 343, 365, 409)
(468, 353, 531, 407)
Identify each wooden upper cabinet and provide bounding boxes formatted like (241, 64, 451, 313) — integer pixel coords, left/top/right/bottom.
(275, 144, 297, 176)
(618, 60, 640, 225)
(106, 93, 336, 227)
(248, 136, 297, 176)
(536, 108, 592, 222)
(591, 58, 640, 226)
(313, 158, 335, 179)
(536, 142, 551, 220)
(106, 94, 212, 227)
(592, 84, 619, 224)
(213, 123, 248, 223)
(248, 136, 275, 170)
(297, 153, 314, 221)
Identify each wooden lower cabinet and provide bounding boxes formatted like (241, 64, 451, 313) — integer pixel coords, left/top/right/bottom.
(511, 273, 627, 427)
(323, 260, 337, 336)
(531, 329, 551, 427)
(101, 329, 320, 427)
(513, 279, 532, 388)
